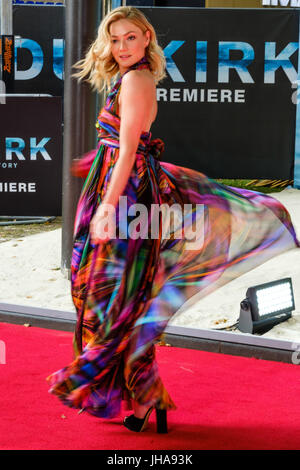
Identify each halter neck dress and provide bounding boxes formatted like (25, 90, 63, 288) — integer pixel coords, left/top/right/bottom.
(47, 56, 299, 419)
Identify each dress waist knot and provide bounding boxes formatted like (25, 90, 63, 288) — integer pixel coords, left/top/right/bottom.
(98, 132, 164, 161)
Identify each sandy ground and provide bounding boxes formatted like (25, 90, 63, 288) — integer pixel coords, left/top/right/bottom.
(0, 188, 299, 343)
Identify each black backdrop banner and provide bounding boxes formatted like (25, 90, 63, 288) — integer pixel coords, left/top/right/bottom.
(0, 4, 65, 217)
(0, 97, 63, 216)
(141, 7, 299, 179)
(13, 4, 64, 96)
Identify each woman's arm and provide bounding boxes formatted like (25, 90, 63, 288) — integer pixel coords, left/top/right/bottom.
(101, 70, 153, 207)
(90, 70, 154, 243)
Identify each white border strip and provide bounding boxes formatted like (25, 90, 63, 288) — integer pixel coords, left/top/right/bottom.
(165, 324, 296, 352)
(0, 302, 76, 321)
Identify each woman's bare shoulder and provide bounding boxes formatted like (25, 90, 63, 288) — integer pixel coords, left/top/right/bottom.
(118, 69, 157, 124)
(121, 69, 155, 93)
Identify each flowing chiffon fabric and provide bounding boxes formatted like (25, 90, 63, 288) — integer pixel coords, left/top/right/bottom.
(47, 56, 299, 418)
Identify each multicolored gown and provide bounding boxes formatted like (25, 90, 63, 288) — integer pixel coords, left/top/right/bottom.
(47, 56, 300, 418)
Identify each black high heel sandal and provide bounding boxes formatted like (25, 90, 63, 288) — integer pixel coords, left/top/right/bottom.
(123, 406, 168, 433)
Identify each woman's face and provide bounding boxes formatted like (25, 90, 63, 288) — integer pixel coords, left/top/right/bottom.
(109, 18, 150, 74)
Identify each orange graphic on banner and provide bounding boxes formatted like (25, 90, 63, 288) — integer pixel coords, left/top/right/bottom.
(3, 37, 13, 74)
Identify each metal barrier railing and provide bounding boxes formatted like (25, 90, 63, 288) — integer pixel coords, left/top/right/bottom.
(0, 216, 56, 226)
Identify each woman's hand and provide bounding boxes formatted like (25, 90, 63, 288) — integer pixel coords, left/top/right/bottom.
(89, 202, 116, 244)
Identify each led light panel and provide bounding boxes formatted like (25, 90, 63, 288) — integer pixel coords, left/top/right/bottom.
(256, 282, 293, 315)
(238, 277, 296, 334)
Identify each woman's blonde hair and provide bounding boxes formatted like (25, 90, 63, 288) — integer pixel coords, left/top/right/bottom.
(72, 6, 166, 93)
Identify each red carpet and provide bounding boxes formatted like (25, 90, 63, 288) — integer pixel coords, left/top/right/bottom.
(0, 322, 300, 450)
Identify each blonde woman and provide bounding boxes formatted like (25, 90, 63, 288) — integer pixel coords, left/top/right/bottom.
(47, 6, 299, 434)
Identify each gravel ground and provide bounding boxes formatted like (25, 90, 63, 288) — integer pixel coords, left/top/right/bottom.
(0, 217, 62, 244)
